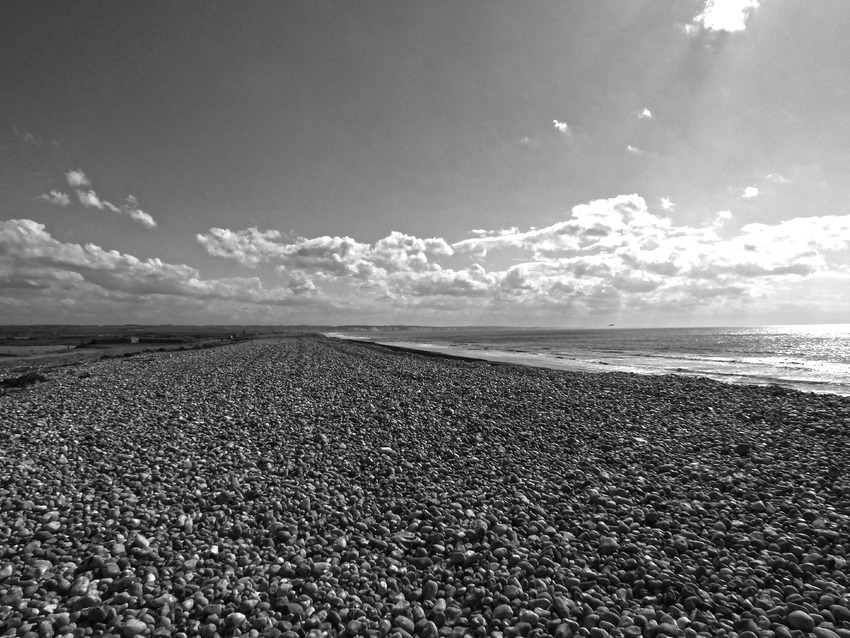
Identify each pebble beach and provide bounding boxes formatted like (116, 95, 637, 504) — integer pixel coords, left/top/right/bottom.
(1, 335, 850, 638)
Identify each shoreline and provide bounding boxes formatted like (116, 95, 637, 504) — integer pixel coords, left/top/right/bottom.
(2, 336, 849, 637)
(323, 332, 850, 397)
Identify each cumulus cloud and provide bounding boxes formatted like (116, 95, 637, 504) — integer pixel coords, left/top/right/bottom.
(396, 265, 496, 299)
(552, 120, 569, 134)
(16, 186, 850, 324)
(127, 209, 157, 229)
(66, 169, 90, 188)
(639, 108, 652, 119)
(123, 197, 157, 229)
(371, 232, 453, 273)
(743, 186, 759, 198)
(48, 170, 158, 228)
(714, 210, 733, 227)
(626, 145, 642, 154)
(660, 197, 675, 210)
(0, 219, 324, 313)
(469, 227, 521, 238)
(196, 192, 850, 321)
(38, 190, 70, 207)
(197, 227, 452, 277)
(77, 189, 113, 210)
(256, 194, 846, 320)
(692, 0, 759, 33)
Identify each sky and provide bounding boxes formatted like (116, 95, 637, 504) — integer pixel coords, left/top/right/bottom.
(2, 0, 850, 327)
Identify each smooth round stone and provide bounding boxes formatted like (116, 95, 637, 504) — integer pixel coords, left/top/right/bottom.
(345, 619, 366, 634)
(150, 594, 175, 609)
(101, 561, 122, 579)
(552, 597, 573, 618)
(87, 605, 110, 623)
(227, 612, 247, 627)
(68, 576, 90, 597)
(492, 604, 514, 621)
(554, 624, 574, 638)
(422, 580, 438, 600)
(598, 537, 618, 555)
(813, 628, 841, 638)
(831, 605, 850, 623)
(788, 610, 816, 632)
(133, 534, 151, 549)
(504, 585, 522, 600)
(123, 618, 148, 637)
(0, 586, 23, 606)
(656, 622, 683, 637)
(519, 609, 539, 627)
(394, 616, 415, 632)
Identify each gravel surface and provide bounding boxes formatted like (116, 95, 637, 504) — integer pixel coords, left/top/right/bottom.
(1, 335, 850, 638)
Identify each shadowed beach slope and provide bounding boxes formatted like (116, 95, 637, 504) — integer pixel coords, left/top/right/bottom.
(1, 335, 849, 638)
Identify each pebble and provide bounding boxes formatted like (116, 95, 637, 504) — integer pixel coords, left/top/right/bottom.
(788, 610, 816, 632)
(122, 618, 148, 637)
(394, 616, 415, 632)
(0, 337, 849, 638)
(598, 536, 619, 555)
(226, 611, 247, 627)
(493, 604, 514, 621)
(422, 580, 438, 600)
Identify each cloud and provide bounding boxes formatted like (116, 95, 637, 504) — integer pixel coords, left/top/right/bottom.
(395, 265, 497, 299)
(200, 194, 849, 316)
(51, 170, 158, 228)
(38, 190, 70, 207)
(371, 232, 454, 273)
(639, 109, 652, 119)
(469, 227, 521, 238)
(0, 219, 327, 319)
(11, 189, 850, 324)
(77, 189, 112, 210)
(197, 228, 372, 276)
(660, 197, 675, 210)
(127, 208, 157, 229)
(124, 196, 157, 229)
(552, 120, 569, 134)
(397, 195, 849, 319)
(766, 173, 788, 183)
(692, 0, 759, 33)
(626, 145, 642, 154)
(742, 186, 759, 198)
(715, 210, 733, 226)
(66, 169, 90, 188)
(197, 227, 452, 277)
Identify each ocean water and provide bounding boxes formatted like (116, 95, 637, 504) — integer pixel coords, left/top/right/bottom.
(332, 325, 850, 396)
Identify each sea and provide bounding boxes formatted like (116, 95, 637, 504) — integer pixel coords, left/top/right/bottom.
(330, 324, 850, 397)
